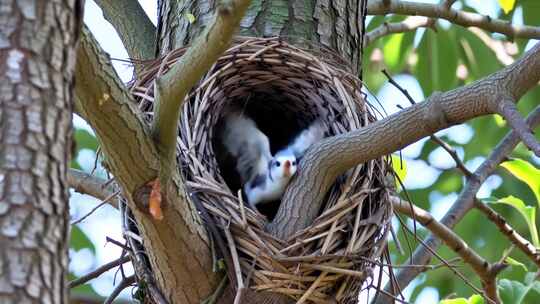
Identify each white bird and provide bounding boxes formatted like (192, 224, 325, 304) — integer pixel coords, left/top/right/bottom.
(220, 110, 325, 209)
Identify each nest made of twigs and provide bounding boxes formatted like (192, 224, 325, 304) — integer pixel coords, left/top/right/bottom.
(126, 36, 392, 303)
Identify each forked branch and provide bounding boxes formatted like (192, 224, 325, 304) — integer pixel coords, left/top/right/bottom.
(393, 196, 505, 303)
(367, 0, 540, 39)
(152, 0, 252, 168)
(272, 43, 540, 239)
(376, 106, 540, 303)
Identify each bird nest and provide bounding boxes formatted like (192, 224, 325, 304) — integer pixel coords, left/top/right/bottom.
(126, 37, 392, 303)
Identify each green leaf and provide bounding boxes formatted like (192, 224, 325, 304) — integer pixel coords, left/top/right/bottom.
(505, 256, 528, 272)
(185, 13, 196, 23)
(416, 29, 458, 95)
(486, 196, 539, 247)
(383, 33, 404, 70)
(499, 276, 540, 304)
(391, 154, 407, 183)
(440, 295, 484, 304)
(70, 225, 96, 253)
(500, 158, 540, 205)
(499, 0, 517, 14)
(74, 129, 98, 152)
(499, 279, 527, 304)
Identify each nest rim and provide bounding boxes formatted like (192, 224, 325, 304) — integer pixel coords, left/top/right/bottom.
(126, 36, 392, 304)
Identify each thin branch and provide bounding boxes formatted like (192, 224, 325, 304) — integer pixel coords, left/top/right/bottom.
(497, 98, 540, 157)
(71, 190, 121, 225)
(474, 199, 540, 268)
(364, 16, 435, 47)
(392, 196, 503, 303)
(68, 169, 116, 202)
(367, 0, 540, 39)
(382, 69, 472, 177)
(69, 256, 131, 288)
(375, 106, 540, 303)
(152, 0, 252, 169)
(103, 275, 136, 304)
(93, 0, 156, 62)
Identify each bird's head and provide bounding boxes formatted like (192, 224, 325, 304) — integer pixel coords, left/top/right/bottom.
(269, 153, 297, 181)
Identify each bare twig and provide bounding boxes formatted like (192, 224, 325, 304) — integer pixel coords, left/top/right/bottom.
(68, 169, 116, 203)
(474, 199, 540, 268)
(367, 0, 540, 39)
(376, 106, 540, 303)
(392, 196, 501, 303)
(103, 275, 136, 304)
(71, 190, 121, 225)
(382, 69, 472, 177)
(497, 98, 540, 157)
(69, 256, 131, 288)
(364, 16, 435, 47)
(152, 0, 252, 169)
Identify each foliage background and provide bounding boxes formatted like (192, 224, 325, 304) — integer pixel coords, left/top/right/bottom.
(70, 0, 540, 303)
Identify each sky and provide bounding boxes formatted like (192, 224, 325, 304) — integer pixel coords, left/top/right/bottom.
(72, 0, 526, 302)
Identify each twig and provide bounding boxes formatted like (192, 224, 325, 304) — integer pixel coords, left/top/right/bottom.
(392, 196, 499, 292)
(68, 169, 117, 204)
(103, 275, 136, 304)
(497, 98, 540, 157)
(367, 0, 540, 39)
(69, 256, 131, 288)
(377, 106, 540, 302)
(364, 16, 435, 47)
(396, 209, 494, 303)
(71, 190, 121, 225)
(474, 199, 540, 268)
(382, 69, 473, 177)
(105, 237, 132, 252)
(152, 0, 252, 168)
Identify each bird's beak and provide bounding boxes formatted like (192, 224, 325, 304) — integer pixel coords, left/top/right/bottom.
(283, 160, 291, 177)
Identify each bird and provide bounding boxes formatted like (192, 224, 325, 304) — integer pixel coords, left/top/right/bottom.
(220, 109, 326, 209)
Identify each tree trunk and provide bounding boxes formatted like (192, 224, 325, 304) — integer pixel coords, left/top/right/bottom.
(157, 0, 365, 73)
(0, 1, 82, 303)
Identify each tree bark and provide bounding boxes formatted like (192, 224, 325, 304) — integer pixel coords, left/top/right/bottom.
(0, 1, 82, 303)
(157, 0, 366, 73)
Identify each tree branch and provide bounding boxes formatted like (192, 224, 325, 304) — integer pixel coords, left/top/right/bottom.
(69, 256, 131, 288)
(367, 0, 540, 39)
(364, 16, 435, 47)
(497, 98, 540, 157)
(392, 196, 504, 303)
(75, 26, 220, 303)
(272, 43, 540, 239)
(382, 69, 473, 177)
(93, 0, 156, 62)
(474, 199, 540, 269)
(68, 168, 115, 201)
(152, 0, 252, 170)
(375, 106, 540, 303)
(104, 275, 136, 304)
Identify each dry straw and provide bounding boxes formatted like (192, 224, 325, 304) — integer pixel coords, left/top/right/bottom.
(125, 36, 392, 303)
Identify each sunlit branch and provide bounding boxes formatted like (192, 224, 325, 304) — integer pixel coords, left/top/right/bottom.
(377, 106, 540, 303)
(367, 0, 540, 39)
